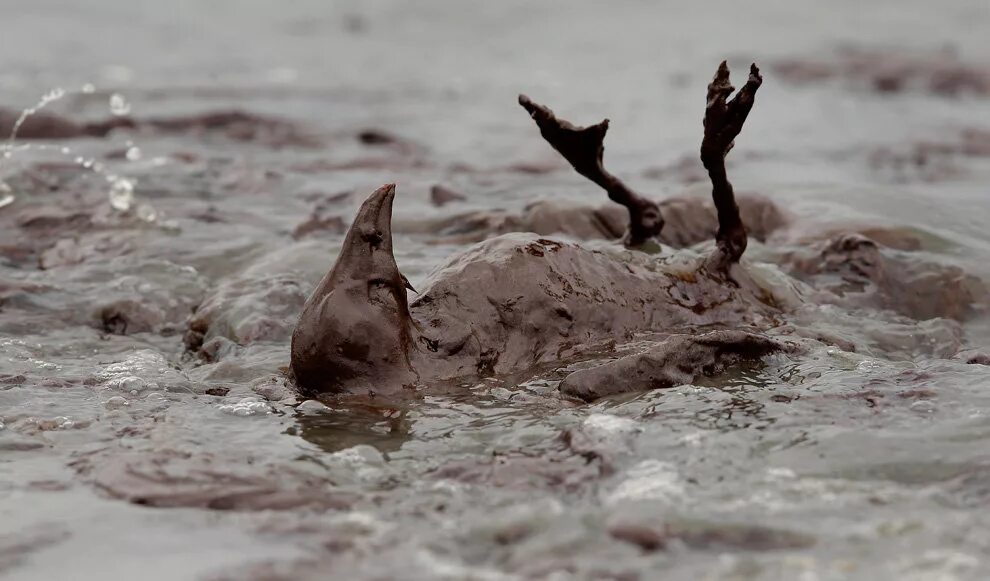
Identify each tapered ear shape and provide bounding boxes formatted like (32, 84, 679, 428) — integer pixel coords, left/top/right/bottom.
(290, 184, 417, 395)
(519, 94, 664, 247)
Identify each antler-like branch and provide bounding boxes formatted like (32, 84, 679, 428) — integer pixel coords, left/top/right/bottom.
(701, 61, 763, 270)
(518, 95, 663, 247)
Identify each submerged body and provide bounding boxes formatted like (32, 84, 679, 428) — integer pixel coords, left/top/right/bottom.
(285, 62, 984, 399)
(407, 233, 782, 380)
(290, 62, 778, 397)
(289, 185, 789, 397)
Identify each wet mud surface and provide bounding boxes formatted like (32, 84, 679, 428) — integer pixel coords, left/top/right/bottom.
(2, 1, 990, 580)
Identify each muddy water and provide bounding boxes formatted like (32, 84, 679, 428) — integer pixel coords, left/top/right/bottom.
(2, 0, 990, 579)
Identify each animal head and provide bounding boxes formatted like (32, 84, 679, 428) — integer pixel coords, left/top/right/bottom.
(290, 184, 417, 395)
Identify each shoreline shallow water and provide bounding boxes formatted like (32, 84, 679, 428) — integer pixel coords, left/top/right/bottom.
(2, 1, 990, 579)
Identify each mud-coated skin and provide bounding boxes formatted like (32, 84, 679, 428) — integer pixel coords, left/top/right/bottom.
(289, 185, 788, 396)
(518, 95, 664, 247)
(288, 186, 984, 397)
(286, 62, 981, 398)
(701, 62, 764, 269)
(185, 274, 309, 360)
(779, 232, 986, 321)
(406, 235, 782, 382)
(559, 330, 792, 401)
(290, 62, 782, 397)
(290, 184, 417, 396)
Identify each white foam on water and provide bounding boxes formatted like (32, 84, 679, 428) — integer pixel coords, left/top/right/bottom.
(414, 549, 518, 581)
(0, 180, 13, 208)
(217, 397, 272, 417)
(96, 349, 191, 397)
(606, 459, 686, 505)
(582, 413, 638, 435)
(108, 177, 135, 211)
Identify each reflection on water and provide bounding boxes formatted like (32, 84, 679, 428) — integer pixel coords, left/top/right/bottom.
(292, 398, 414, 455)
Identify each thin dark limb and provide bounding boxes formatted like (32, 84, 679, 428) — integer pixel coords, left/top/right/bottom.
(518, 95, 663, 247)
(701, 61, 763, 270)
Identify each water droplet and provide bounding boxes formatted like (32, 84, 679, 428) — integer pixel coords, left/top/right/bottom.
(136, 203, 157, 222)
(6, 89, 70, 145)
(81, 83, 96, 94)
(0, 193, 13, 209)
(41, 88, 65, 105)
(108, 178, 135, 211)
(74, 156, 84, 164)
(109, 93, 131, 116)
(60, 147, 71, 154)
(125, 146, 142, 161)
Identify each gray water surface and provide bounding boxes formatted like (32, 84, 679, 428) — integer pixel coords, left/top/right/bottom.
(2, 1, 990, 579)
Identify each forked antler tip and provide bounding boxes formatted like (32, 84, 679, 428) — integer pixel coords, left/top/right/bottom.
(701, 60, 763, 269)
(749, 63, 763, 84)
(518, 94, 551, 122)
(716, 60, 730, 77)
(516, 93, 658, 247)
(710, 61, 735, 95)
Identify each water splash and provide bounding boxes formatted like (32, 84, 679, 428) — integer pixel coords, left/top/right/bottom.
(107, 177, 135, 211)
(0, 181, 13, 209)
(6, 87, 67, 147)
(0, 84, 157, 220)
(125, 144, 142, 161)
(135, 203, 157, 222)
(109, 93, 131, 116)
